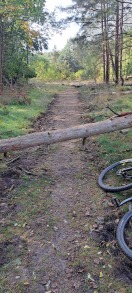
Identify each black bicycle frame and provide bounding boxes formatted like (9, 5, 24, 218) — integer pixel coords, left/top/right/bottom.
(112, 197, 132, 208)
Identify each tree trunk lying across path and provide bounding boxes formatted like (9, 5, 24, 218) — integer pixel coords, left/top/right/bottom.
(0, 115, 132, 153)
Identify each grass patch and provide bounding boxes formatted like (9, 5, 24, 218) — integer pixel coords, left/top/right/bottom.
(79, 84, 132, 164)
(98, 131, 132, 163)
(0, 82, 67, 138)
(79, 83, 132, 210)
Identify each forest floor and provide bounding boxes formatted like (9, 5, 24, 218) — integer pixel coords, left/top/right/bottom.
(0, 86, 132, 293)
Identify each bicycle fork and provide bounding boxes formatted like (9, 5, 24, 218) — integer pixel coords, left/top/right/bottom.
(112, 196, 132, 209)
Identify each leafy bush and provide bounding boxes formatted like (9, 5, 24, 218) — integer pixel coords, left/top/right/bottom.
(3, 58, 36, 85)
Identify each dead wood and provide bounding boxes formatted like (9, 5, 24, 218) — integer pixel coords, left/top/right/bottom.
(17, 166, 38, 176)
(0, 115, 132, 153)
(6, 156, 21, 165)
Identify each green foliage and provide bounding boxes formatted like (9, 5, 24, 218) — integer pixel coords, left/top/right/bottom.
(74, 70, 84, 80)
(0, 0, 52, 84)
(30, 39, 100, 81)
(4, 57, 36, 82)
(60, 0, 132, 83)
(0, 85, 52, 138)
(24, 66, 37, 79)
(57, 41, 82, 74)
(0, 0, 131, 84)
(126, 62, 132, 76)
(31, 59, 59, 80)
(122, 32, 132, 78)
(0, 83, 67, 138)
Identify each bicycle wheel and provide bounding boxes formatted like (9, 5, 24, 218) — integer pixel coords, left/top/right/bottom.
(98, 159, 132, 192)
(116, 210, 132, 259)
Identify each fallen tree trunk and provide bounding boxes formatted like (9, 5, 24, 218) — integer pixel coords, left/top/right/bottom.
(0, 115, 132, 153)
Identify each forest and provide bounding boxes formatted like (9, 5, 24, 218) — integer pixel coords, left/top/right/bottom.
(0, 0, 131, 87)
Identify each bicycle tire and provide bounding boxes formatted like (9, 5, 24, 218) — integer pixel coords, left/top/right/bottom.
(98, 159, 132, 192)
(116, 210, 132, 259)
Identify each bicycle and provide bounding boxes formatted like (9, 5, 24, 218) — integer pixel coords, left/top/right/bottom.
(98, 159, 132, 259)
(98, 159, 132, 192)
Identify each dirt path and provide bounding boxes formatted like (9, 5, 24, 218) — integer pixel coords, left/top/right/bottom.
(24, 88, 102, 293)
(29, 88, 95, 292)
(1, 87, 132, 293)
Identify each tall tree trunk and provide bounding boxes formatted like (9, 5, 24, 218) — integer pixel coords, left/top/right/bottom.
(115, 2, 120, 84)
(101, 0, 106, 82)
(103, 0, 109, 84)
(26, 43, 29, 65)
(0, 15, 3, 93)
(119, 0, 124, 85)
(105, 1, 109, 83)
(109, 46, 116, 78)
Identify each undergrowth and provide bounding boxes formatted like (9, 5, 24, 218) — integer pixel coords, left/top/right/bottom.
(79, 83, 132, 164)
(0, 82, 67, 138)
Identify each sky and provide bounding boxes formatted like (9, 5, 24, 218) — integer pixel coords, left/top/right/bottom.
(45, 0, 79, 51)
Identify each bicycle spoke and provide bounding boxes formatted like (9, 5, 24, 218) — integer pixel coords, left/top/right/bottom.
(103, 163, 132, 188)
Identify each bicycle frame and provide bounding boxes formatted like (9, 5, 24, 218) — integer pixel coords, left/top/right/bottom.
(112, 196, 132, 208)
(117, 166, 132, 179)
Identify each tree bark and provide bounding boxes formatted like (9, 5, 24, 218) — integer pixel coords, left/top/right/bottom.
(115, 2, 120, 84)
(101, 0, 106, 82)
(0, 115, 132, 153)
(105, 0, 110, 84)
(0, 15, 3, 92)
(119, 0, 124, 84)
(109, 46, 116, 78)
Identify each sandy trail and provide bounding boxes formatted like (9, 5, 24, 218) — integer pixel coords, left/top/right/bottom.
(27, 88, 97, 293)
